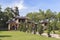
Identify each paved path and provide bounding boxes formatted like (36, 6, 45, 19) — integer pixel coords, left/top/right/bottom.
(41, 33, 60, 39)
(32, 32, 60, 39)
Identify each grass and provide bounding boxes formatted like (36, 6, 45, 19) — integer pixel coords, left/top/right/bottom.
(0, 31, 60, 40)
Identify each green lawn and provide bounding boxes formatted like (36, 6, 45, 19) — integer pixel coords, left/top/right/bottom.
(0, 31, 60, 40)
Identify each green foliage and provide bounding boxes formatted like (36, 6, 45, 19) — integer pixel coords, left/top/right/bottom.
(0, 10, 9, 29)
(38, 24, 44, 35)
(56, 22, 60, 30)
(45, 9, 54, 19)
(19, 22, 27, 32)
(50, 19, 58, 30)
(26, 10, 45, 22)
(4, 7, 14, 19)
(26, 9, 60, 35)
(57, 12, 60, 21)
(47, 24, 52, 37)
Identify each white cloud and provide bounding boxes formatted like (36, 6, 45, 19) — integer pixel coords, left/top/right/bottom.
(13, 0, 27, 10)
(2, 0, 27, 11)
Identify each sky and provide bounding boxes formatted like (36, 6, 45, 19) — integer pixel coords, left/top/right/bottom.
(0, 0, 60, 16)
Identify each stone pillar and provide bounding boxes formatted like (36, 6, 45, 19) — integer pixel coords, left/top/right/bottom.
(25, 19, 27, 23)
(8, 24, 10, 30)
(17, 24, 19, 30)
(16, 19, 19, 23)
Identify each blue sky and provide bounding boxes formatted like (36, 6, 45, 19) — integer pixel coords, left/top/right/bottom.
(0, 0, 60, 16)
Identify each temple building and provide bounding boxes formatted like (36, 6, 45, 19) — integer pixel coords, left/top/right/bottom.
(6, 16, 30, 30)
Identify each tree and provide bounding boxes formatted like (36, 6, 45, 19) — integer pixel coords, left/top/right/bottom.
(38, 24, 44, 35)
(4, 7, 14, 19)
(45, 9, 54, 37)
(50, 20, 57, 34)
(13, 7, 19, 16)
(38, 9, 45, 20)
(26, 12, 38, 22)
(45, 9, 54, 19)
(26, 9, 45, 22)
(0, 11, 9, 30)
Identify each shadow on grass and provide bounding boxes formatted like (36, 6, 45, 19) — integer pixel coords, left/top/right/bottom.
(0, 39, 1, 40)
(0, 35, 11, 37)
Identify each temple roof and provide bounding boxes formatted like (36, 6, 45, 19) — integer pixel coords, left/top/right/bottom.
(6, 16, 30, 23)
